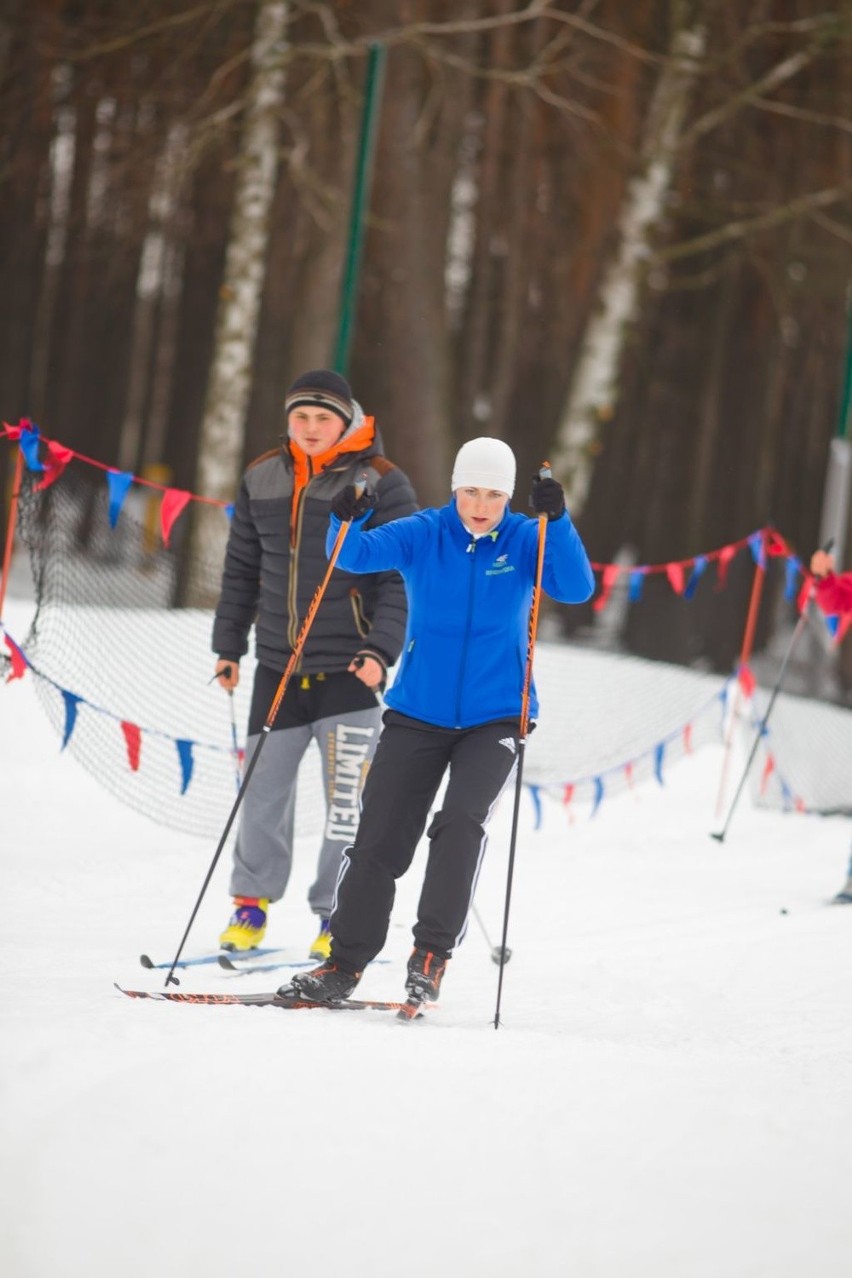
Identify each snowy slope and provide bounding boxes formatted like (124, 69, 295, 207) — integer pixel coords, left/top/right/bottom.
(2, 595, 852, 1278)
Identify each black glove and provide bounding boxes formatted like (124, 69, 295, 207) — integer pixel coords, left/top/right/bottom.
(530, 476, 565, 521)
(331, 484, 376, 522)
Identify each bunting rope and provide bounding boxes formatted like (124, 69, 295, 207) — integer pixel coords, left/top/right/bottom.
(0, 418, 806, 587)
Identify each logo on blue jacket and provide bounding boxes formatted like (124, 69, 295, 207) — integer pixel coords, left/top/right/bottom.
(486, 552, 515, 577)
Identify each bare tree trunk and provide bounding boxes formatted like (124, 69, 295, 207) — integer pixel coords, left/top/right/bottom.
(352, 2, 476, 505)
(0, 0, 56, 423)
(553, 0, 708, 513)
(190, 0, 289, 586)
(118, 124, 189, 473)
(245, 63, 358, 460)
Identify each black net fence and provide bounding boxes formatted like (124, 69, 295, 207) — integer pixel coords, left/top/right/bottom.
(6, 462, 260, 837)
(2, 431, 851, 834)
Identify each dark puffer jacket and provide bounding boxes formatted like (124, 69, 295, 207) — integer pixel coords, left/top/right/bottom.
(212, 416, 417, 674)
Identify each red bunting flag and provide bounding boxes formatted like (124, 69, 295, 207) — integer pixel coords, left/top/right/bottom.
(737, 664, 756, 698)
(561, 783, 575, 824)
(121, 721, 141, 772)
(716, 543, 737, 589)
(665, 561, 686, 595)
(760, 753, 775, 796)
(593, 564, 620, 613)
(765, 529, 790, 558)
(35, 440, 75, 491)
(3, 632, 27, 681)
(683, 723, 693, 754)
(160, 488, 192, 547)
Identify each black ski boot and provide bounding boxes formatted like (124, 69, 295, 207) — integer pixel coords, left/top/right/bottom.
(279, 961, 361, 1003)
(405, 948, 447, 1003)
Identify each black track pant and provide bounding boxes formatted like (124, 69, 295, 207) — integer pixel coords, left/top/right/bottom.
(329, 712, 519, 972)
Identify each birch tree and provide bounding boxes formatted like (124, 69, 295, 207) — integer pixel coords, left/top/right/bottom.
(190, 0, 289, 582)
(552, 0, 708, 514)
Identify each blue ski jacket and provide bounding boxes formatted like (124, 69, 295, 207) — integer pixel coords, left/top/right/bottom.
(327, 499, 595, 729)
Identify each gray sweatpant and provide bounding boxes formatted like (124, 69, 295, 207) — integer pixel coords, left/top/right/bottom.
(229, 705, 381, 915)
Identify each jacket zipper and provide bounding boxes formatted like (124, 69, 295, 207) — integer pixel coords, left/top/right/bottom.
(454, 537, 478, 725)
(287, 460, 313, 655)
(349, 589, 369, 638)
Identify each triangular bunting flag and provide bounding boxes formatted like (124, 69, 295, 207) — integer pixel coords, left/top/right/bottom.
(593, 564, 620, 613)
(18, 422, 44, 473)
(121, 721, 141, 772)
(176, 739, 194, 794)
(683, 556, 707, 600)
(3, 632, 27, 681)
(759, 753, 775, 796)
(590, 776, 604, 816)
(665, 561, 685, 596)
(61, 690, 82, 749)
(737, 663, 756, 698)
(107, 471, 135, 528)
(716, 543, 737, 589)
(784, 556, 801, 601)
(527, 784, 542, 830)
(35, 440, 74, 491)
(747, 531, 766, 570)
(628, 570, 645, 602)
(765, 529, 790, 559)
(160, 489, 192, 548)
(654, 742, 665, 785)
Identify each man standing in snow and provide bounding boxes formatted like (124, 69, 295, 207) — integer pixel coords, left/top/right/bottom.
(212, 370, 417, 958)
(810, 547, 852, 903)
(279, 437, 594, 1008)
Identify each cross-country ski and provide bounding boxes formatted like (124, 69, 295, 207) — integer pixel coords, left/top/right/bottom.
(114, 984, 417, 1014)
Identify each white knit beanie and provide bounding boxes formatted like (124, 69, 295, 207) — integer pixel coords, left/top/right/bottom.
(451, 437, 516, 498)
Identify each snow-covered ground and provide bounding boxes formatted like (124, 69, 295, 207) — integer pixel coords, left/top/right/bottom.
(2, 593, 852, 1278)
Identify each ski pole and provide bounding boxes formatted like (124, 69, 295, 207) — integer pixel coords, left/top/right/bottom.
(710, 539, 832, 844)
(472, 902, 512, 965)
(226, 685, 242, 794)
(493, 466, 550, 1029)
(162, 498, 363, 988)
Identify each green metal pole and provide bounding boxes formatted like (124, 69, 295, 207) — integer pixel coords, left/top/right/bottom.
(332, 42, 387, 376)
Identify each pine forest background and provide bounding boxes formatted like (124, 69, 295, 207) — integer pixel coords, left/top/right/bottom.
(1, 0, 851, 685)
